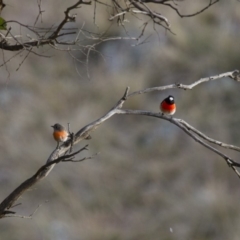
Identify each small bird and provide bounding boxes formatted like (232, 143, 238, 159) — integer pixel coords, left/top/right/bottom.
(160, 95, 176, 115)
(51, 123, 69, 149)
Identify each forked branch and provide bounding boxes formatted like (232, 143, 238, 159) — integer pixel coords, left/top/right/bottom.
(1, 70, 240, 219)
(0, 0, 220, 70)
(0, 146, 89, 218)
(0, 0, 91, 52)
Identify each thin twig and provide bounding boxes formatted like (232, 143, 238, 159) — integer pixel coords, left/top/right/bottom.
(164, 0, 219, 18)
(128, 70, 240, 97)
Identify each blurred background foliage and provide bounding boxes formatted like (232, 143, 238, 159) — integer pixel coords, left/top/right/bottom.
(1, 0, 240, 239)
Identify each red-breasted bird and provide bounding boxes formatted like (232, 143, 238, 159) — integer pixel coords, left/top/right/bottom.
(160, 95, 176, 115)
(51, 123, 69, 148)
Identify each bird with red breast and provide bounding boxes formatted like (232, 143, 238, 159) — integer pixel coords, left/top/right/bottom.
(51, 123, 69, 149)
(160, 95, 176, 115)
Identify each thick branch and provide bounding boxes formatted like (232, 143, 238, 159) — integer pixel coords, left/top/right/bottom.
(0, 87, 130, 218)
(0, 39, 51, 51)
(0, 147, 88, 218)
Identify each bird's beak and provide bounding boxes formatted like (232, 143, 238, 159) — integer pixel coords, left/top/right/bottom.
(51, 125, 54, 128)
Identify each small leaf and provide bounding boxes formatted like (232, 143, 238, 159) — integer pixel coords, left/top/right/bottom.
(0, 17, 7, 30)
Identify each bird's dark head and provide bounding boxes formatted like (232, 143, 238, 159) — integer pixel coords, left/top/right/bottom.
(51, 123, 64, 131)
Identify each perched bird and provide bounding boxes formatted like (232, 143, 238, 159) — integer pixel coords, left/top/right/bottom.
(51, 123, 69, 149)
(160, 95, 176, 115)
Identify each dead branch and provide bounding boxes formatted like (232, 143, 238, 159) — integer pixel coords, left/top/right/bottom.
(0, 146, 89, 219)
(1, 70, 240, 218)
(128, 70, 239, 97)
(178, 119, 240, 152)
(44, 69, 240, 179)
(106, 0, 220, 35)
(48, 0, 91, 40)
(115, 109, 240, 175)
(0, 0, 91, 52)
(0, 0, 220, 71)
(130, 0, 170, 29)
(163, 0, 219, 18)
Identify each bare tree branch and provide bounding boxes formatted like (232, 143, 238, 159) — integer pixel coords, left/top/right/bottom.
(163, 0, 220, 18)
(0, 0, 221, 74)
(45, 69, 240, 180)
(0, 0, 91, 52)
(1, 70, 240, 218)
(115, 109, 240, 174)
(128, 70, 239, 97)
(0, 146, 89, 218)
(130, 0, 170, 28)
(49, 0, 91, 40)
(178, 119, 240, 152)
